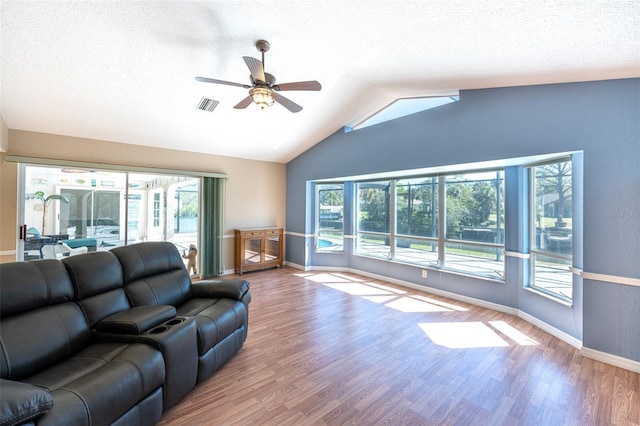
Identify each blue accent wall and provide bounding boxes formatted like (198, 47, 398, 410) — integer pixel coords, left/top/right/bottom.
(286, 78, 640, 362)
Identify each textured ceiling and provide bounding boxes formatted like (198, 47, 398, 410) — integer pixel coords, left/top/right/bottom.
(1, 1, 639, 163)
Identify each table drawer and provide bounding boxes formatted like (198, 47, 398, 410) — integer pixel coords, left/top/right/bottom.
(241, 230, 264, 238)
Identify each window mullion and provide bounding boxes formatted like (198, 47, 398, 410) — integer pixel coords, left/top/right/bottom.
(437, 175, 446, 268)
(389, 180, 396, 259)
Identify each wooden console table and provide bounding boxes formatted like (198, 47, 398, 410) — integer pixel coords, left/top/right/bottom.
(234, 227, 283, 275)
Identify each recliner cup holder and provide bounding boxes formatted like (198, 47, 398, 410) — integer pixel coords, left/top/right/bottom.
(147, 317, 188, 335)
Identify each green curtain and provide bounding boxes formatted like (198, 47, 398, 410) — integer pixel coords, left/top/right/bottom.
(200, 177, 224, 277)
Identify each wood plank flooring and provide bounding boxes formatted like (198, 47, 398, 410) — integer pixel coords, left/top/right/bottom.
(158, 267, 639, 426)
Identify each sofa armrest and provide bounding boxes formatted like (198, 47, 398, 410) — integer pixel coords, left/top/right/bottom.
(92, 318, 198, 410)
(0, 379, 53, 426)
(191, 279, 250, 300)
(95, 305, 176, 335)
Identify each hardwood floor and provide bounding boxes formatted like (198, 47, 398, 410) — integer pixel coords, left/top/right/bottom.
(158, 267, 639, 426)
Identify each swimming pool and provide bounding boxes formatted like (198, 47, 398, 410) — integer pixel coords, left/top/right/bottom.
(317, 239, 334, 248)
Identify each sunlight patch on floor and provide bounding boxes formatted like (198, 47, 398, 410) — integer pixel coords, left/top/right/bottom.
(362, 295, 399, 304)
(386, 296, 452, 313)
(362, 282, 406, 294)
(324, 283, 393, 296)
(411, 294, 468, 312)
(308, 272, 473, 314)
(420, 322, 510, 348)
(304, 273, 355, 283)
(489, 320, 539, 346)
(330, 273, 365, 282)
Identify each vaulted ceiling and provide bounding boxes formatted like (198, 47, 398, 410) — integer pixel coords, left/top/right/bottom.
(1, 1, 639, 163)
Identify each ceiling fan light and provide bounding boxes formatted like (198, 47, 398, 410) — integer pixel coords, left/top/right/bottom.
(249, 87, 274, 109)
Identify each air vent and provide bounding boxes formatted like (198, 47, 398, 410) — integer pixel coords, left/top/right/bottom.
(196, 97, 219, 112)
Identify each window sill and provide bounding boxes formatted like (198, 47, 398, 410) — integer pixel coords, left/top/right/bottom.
(353, 253, 506, 284)
(524, 286, 573, 307)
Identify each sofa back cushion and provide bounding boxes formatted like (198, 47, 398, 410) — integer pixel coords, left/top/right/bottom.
(63, 251, 131, 327)
(0, 260, 73, 317)
(0, 261, 91, 380)
(111, 242, 192, 307)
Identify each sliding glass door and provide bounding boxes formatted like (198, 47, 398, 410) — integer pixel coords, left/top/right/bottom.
(20, 165, 200, 268)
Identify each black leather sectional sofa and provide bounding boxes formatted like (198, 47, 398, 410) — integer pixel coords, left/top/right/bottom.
(0, 242, 251, 426)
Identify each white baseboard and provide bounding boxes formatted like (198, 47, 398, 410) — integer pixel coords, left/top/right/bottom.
(283, 261, 306, 271)
(581, 347, 640, 373)
(517, 310, 582, 349)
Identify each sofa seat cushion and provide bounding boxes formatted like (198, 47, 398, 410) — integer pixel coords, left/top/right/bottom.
(176, 298, 247, 355)
(24, 342, 164, 425)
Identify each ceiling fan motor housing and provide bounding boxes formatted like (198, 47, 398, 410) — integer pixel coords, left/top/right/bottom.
(249, 73, 276, 87)
(255, 39, 270, 53)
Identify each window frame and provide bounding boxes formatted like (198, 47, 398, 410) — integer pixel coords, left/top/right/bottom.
(527, 157, 574, 303)
(356, 180, 392, 259)
(315, 183, 345, 253)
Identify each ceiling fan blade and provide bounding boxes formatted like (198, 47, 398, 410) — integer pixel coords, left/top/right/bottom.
(274, 81, 322, 91)
(273, 92, 303, 113)
(233, 96, 253, 109)
(195, 76, 250, 89)
(242, 56, 266, 83)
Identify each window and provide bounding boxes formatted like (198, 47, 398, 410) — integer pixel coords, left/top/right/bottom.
(355, 170, 504, 280)
(443, 171, 504, 279)
(346, 96, 459, 131)
(316, 183, 344, 252)
(357, 181, 391, 259)
(529, 159, 573, 302)
(395, 177, 438, 266)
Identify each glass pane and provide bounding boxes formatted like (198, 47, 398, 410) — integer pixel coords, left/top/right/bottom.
(174, 183, 198, 234)
(531, 253, 572, 301)
(317, 184, 344, 252)
(243, 238, 262, 265)
(533, 162, 573, 255)
(394, 237, 439, 266)
(357, 181, 391, 258)
(396, 177, 438, 238)
(92, 193, 121, 245)
(169, 179, 200, 268)
(445, 171, 504, 244)
(358, 181, 390, 233)
(444, 242, 504, 279)
(356, 233, 390, 259)
(265, 237, 280, 261)
(61, 188, 120, 247)
(317, 230, 343, 252)
(126, 190, 144, 243)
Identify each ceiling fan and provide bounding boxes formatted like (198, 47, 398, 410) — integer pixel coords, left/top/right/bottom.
(195, 40, 321, 113)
